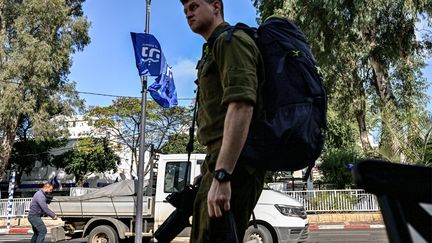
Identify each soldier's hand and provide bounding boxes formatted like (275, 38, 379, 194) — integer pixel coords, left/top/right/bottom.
(207, 179, 231, 218)
(52, 215, 58, 220)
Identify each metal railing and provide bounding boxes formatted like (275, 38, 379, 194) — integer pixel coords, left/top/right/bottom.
(283, 189, 380, 213)
(0, 198, 32, 218)
(0, 189, 379, 218)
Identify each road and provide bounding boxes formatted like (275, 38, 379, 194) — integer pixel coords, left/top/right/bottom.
(0, 228, 389, 242)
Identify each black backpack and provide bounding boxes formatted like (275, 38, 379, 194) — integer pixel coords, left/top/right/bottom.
(192, 17, 327, 178)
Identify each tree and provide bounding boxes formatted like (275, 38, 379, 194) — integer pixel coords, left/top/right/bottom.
(254, 1, 432, 162)
(8, 115, 68, 186)
(161, 133, 206, 154)
(52, 137, 120, 186)
(0, 0, 90, 178)
(319, 149, 359, 189)
(87, 98, 193, 176)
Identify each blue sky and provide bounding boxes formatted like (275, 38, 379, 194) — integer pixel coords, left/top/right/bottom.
(69, 0, 431, 111)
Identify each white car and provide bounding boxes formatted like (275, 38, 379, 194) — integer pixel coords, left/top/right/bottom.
(244, 188, 309, 243)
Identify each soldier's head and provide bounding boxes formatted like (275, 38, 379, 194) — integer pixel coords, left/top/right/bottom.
(180, 0, 224, 39)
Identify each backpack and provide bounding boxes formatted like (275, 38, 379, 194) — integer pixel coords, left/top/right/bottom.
(193, 17, 327, 178)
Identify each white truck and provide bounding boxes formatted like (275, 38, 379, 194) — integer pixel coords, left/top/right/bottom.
(49, 153, 309, 243)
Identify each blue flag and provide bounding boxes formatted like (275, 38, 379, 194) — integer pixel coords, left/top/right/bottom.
(149, 55, 178, 108)
(131, 32, 177, 108)
(130, 32, 163, 76)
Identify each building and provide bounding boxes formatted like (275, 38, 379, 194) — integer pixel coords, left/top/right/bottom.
(1, 115, 140, 197)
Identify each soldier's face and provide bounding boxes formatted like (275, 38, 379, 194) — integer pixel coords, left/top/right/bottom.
(183, 0, 215, 35)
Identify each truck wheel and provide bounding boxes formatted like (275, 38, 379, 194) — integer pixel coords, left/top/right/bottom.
(88, 225, 119, 243)
(243, 224, 274, 243)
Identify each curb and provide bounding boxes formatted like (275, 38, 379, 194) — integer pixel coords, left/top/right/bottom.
(309, 224, 385, 230)
(0, 228, 33, 234)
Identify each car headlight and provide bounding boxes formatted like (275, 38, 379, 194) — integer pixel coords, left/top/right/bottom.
(274, 204, 307, 219)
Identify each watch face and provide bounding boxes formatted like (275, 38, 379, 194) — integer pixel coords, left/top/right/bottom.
(214, 169, 230, 182)
(216, 172, 225, 181)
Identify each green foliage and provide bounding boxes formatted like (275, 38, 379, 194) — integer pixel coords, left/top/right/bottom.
(160, 133, 206, 154)
(0, 0, 90, 177)
(308, 191, 357, 212)
(145, 101, 193, 151)
(319, 149, 359, 189)
(87, 98, 193, 176)
(9, 138, 68, 185)
(52, 137, 120, 186)
(252, 0, 284, 23)
(325, 109, 359, 150)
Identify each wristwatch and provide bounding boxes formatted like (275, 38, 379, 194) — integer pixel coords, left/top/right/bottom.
(213, 169, 232, 182)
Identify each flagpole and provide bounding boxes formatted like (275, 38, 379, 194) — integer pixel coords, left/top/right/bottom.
(135, 0, 151, 242)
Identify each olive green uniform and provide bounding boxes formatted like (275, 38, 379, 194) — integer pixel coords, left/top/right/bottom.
(190, 22, 266, 243)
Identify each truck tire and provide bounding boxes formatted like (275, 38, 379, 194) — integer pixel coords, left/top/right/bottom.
(88, 225, 119, 243)
(243, 224, 274, 243)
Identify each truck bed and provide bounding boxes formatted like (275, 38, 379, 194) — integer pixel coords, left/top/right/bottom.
(49, 180, 154, 218)
(50, 195, 154, 218)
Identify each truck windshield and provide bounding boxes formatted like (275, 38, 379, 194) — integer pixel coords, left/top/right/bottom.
(164, 161, 191, 193)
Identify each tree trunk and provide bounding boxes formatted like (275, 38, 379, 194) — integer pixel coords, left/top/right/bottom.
(352, 69, 373, 154)
(0, 116, 19, 178)
(369, 55, 402, 160)
(355, 99, 373, 153)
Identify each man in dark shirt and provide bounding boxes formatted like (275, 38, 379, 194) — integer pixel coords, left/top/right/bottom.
(28, 183, 58, 243)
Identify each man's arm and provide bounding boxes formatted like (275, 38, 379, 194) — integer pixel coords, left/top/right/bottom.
(36, 193, 57, 219)
(207, 101, 253, 218)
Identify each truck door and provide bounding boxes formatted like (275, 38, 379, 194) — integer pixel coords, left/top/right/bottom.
(154, 154, 205, 233)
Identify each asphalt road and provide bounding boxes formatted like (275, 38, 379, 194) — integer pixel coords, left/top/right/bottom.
(0, 228, 389, 243)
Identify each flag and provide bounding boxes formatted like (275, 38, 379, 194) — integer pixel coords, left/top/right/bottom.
(50, 175, 62, 190)
(131, 32, 178, 108)
(130, 32, 163, 76)
(148, 55, 178, 108)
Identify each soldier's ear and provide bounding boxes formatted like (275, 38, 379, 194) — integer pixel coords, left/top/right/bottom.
(212, 0, 222, 15)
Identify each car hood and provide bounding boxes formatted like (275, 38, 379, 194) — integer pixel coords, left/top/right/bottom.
(257, 189, 303, 207)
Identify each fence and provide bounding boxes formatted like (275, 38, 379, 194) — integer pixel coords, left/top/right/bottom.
(0, 189, 379, 218)
(0, 198, 32, 218)
(284, 189, 380, 213)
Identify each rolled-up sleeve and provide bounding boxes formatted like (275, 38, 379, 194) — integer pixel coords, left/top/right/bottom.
(213, 31, 260, 107)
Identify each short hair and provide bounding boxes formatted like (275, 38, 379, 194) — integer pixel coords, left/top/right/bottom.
(180, 0, 224, 17)
(43, 183, 53, 189)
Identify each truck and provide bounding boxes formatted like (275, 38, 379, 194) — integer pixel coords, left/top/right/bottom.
(49, 153, 309, 243)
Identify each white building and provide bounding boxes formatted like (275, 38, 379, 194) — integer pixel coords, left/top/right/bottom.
(8, 115, 140, 196)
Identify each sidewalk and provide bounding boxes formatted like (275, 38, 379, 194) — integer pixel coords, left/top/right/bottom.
(308, 212, 385, 230)
(309, 223, 385, 230)
(0, 218, 63, 235)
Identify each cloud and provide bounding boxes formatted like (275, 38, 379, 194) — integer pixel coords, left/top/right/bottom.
(171, 58, 198, 104)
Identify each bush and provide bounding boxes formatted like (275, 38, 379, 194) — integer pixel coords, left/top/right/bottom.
(319, 149, 359, 189)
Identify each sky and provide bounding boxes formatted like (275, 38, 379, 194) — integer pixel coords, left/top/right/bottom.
(69, 0, 432, 111)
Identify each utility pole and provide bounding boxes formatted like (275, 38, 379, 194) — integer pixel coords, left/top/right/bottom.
(134, 0, 151, 242)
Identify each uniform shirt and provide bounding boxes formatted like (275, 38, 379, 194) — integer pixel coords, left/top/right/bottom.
(28, 189, 56, 218)
(196, 22, 264, 147)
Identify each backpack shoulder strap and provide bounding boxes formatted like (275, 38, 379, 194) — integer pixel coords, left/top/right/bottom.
(207, 25, 234, 50)
(207, 23, 257, 50)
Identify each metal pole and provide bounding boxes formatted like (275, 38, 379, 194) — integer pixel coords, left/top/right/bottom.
(135, 1, 151, 242)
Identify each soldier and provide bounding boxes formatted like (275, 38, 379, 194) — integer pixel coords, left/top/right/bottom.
(180, 0, 266, 242)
